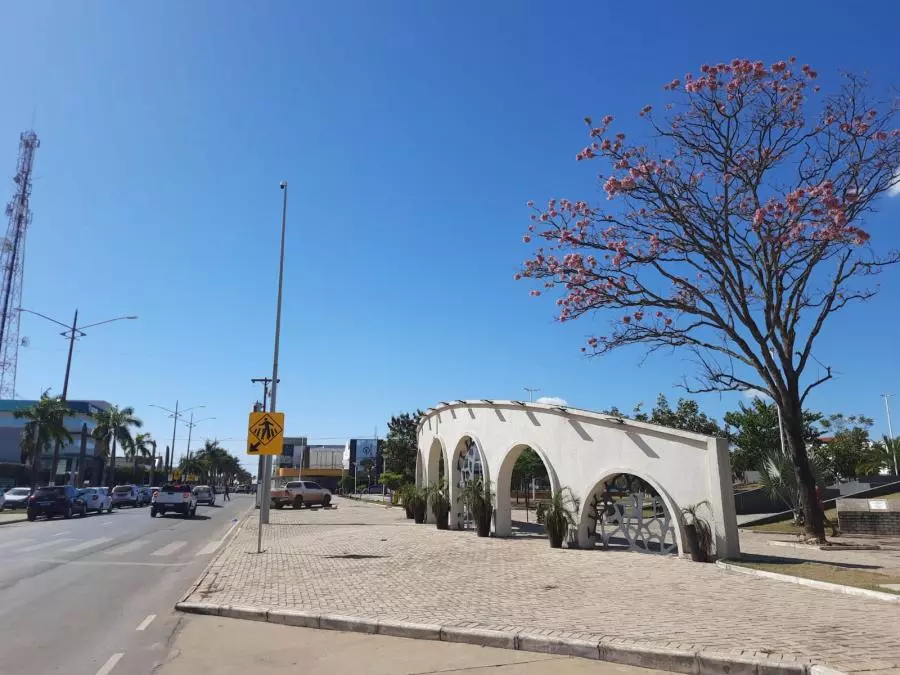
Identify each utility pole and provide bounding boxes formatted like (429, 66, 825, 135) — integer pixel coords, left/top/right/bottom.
(882, 393, 897, 475)
(251, 376, 278, 506)
(149, 402, 204, 481)
(524, 387, 540, 402)
(258, 179, 288, 553)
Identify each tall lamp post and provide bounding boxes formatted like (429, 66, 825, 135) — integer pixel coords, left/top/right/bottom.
(183, 412, 215, 463)
(18, 308, 137, 483)
(259, 179, 288, 546)
(149, 403, 205, 480)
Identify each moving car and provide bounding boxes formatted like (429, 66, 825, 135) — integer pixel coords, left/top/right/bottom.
(193, 485, 215, 506)
(150, 484, 197, 518)
(27, 485, 87, 520)
(111, 485, 142, 508)
(270, 480, 332, 509)
(2, 487, 31, 510)
(78, 487, 113, 514)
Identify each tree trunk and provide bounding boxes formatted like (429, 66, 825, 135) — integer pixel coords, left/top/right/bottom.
(76, 424, 88, 487)
(133, 456, 138, 485)
(107, 437, 117, 487)
(783, 398, 826, 542)
(150, 444, 156, 486)
(50, 440, 61, 486)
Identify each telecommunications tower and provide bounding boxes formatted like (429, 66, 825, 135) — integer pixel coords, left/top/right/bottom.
(0, 131, 40, 399)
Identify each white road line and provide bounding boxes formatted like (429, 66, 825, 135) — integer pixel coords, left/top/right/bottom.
(35, 558, 188, 567)
(60, 537, 112, 553)
(95, 652, 123, 675)
(136, 614, 156, 631)
(0, 537, 34, 547)
(52, 532, 66, 537)
(20, 538, 74, 553)
(196, 517, 241, 556)
(105, 539, 148, 556)
(151, 541, 187, 556)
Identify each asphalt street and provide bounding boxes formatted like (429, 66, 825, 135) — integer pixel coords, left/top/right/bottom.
(0, 493, 252, 675)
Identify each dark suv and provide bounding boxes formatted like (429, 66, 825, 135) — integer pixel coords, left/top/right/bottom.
(27, 485, 87, 521)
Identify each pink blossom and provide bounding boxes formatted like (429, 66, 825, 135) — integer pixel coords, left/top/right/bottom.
(513, 273, 522, 280)
(622, 315, 632, 324)
(526, 200, 534, 207)
(523, 235, 531, 243)
(530, 290, 541, 297)
(602, 115, 614, 125)
(664, 318, 672, 326)
(639, 105, 652, 117)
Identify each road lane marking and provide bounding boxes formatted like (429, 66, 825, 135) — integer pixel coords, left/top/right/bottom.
(136, 614, 156, 631)
(151, 541, 187, 556)
(196, 516, 242, 556)
(52, 532, 66, 537)
(60, 537, 111, 553)
(35, 558, 188, 567)
(105, 539, 148, 556)
(20, 538, 74, 553)
(95, 652, 123, 675)
(0, 537, 35, 547)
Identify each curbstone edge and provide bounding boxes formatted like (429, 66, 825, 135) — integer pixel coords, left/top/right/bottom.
(175, 601, 222, 616)
(376, 619, 441, 641)
(220, 605, 268, 622)
(440, 626, 517, 650)
(516, 633, 600, 660)
(319, 613, 379, 634)
(267, 608, 320, 629)
(600, 639, 698, 674)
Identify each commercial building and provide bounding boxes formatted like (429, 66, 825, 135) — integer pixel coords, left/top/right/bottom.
(0, 399, 112, 486)
(275, 437, 344, 491)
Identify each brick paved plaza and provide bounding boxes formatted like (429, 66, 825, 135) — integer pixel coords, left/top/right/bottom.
(185, 498, 900, 673)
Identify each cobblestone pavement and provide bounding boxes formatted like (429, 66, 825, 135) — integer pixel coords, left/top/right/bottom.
(185, 498, 900, 673)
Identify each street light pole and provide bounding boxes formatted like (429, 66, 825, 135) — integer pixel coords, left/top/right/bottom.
(524, 387, 540, 402)
(18, 307, 137, 483)
(149, 402, 205, 481)
(882, 393, 896, 475)
(259, 180, 288, 544)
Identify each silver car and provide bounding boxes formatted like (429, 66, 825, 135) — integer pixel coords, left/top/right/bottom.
(193, 485, 215, 506)
(78, 487, 113, 514)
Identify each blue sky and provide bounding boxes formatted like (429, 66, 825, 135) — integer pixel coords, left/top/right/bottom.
(1, 1, 899, 474)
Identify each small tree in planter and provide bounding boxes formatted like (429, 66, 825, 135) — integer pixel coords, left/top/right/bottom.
(681, 502, 714, 562)
(426, 479, 451, 530)
(397, 484, 416, 519)
(543, 487, 579, 549)
(462, 477, 494, 537)
(410, 487, 428, 524)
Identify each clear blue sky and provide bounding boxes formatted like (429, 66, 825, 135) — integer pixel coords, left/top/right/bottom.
(2, 1, 899, 474)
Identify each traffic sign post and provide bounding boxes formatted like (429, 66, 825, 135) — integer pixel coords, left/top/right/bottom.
(246, 411, 285, 456)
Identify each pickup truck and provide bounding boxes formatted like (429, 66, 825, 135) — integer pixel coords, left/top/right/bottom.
(270, 480, 332, 509)
(150, 484, 197, 518)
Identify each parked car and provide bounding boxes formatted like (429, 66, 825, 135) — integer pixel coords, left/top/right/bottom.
(193, 485, 216, 506)
(139, 486, 155, 505)
(2, 487, 31, 510)
(78, 487, 113, 514)
(111, 484, 142, 508)
(150, 484, 197, 518)
(27, 485, 87, 520)
(270, 480, 332, 509)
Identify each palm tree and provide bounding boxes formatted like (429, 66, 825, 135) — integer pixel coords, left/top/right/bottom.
(92, 405, 143, 487)
(195, 439, 228, 484)
(858, 436, 900, 476)
(14, 394, 75, 487)
(149, 438, 158, 485)
(126, 433, 153, 485)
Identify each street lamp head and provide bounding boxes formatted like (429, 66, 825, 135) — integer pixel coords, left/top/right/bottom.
(126, 316, 138, 320)
(279, 181, 287, 190)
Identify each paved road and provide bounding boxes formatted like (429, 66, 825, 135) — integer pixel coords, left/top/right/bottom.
(160, 614, 665, 675)
(0, 493, 252, 675)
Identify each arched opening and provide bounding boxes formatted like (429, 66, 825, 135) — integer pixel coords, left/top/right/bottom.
(448, 435, 487, 530)
(577, 472, 681, 555)
(495, 443, 559, 538)
(415, 450, 424, 488)
(424, 437, 446, 523)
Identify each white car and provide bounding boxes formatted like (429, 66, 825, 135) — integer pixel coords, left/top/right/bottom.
(271, 480, 332, 509)
(151, 484, 197, 518)
(2, 487, 31, 510)
(78, 487, 113, 514)
(193, 485, 216, 506)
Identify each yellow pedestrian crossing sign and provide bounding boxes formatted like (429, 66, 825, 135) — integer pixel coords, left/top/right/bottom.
(247, 411, 284, 455)
(173, 469, 182, 481)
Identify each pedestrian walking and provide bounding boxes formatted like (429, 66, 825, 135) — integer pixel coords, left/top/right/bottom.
(224, 483, 231, 501)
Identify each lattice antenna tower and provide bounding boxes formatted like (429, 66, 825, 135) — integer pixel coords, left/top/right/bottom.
(0, 131, 40, 399)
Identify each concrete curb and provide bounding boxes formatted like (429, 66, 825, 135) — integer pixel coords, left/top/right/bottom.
(174, 601, 834, 674)
(0, 515, 28, 526)
(717, 560, 900, 604)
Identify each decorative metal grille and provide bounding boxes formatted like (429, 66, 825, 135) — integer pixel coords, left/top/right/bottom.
(591, 476, 677, 554)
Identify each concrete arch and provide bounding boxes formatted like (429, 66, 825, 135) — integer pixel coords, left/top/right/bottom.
(575, 468, 685, 554)
(446, 432, 490, 531)
(494, 442, 560, 537)
(416, 400, 739, 557)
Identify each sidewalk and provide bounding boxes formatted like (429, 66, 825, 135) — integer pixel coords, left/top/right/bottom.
(178, 498, 900, 674)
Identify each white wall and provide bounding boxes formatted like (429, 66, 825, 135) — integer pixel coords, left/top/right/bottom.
(417, 400, 739, 558)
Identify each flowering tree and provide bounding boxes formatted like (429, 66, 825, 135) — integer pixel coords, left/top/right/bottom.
(519, 58, 900, 541)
